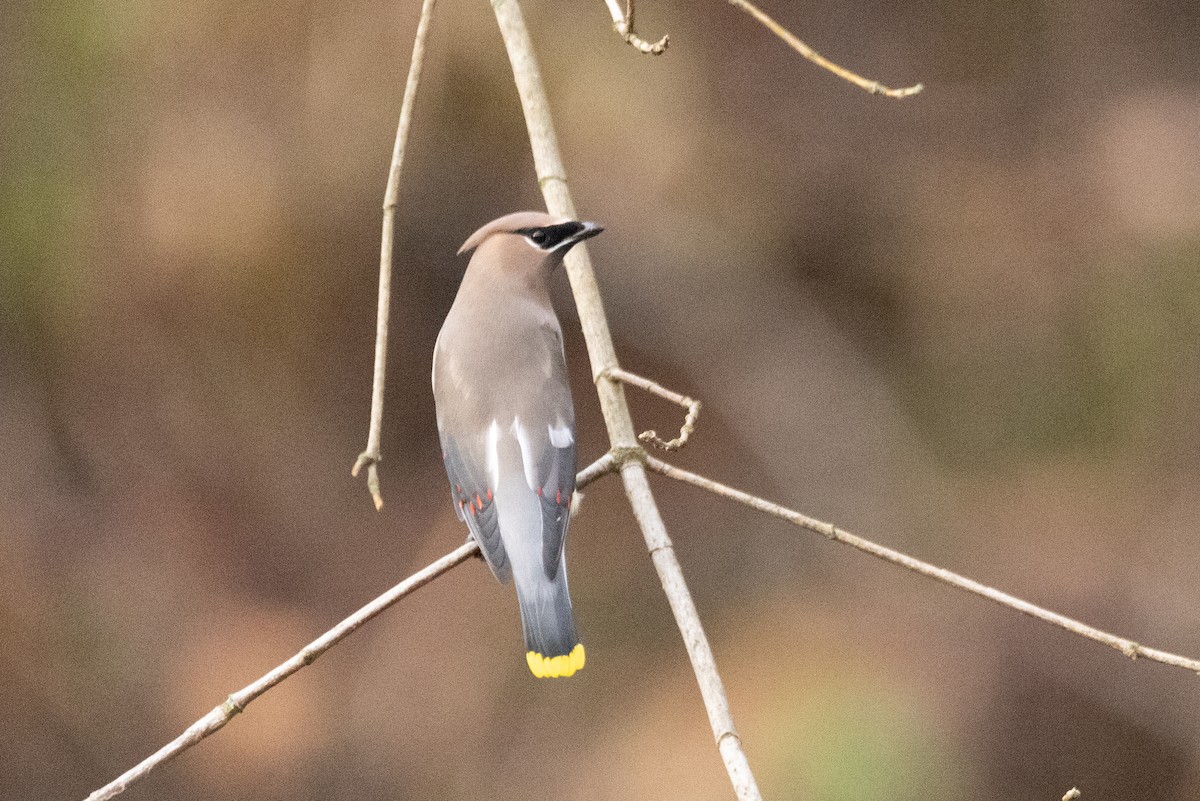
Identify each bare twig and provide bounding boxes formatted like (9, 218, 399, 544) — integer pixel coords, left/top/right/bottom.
(576, 450, 619, 485)
(351, 0, 438, 510)
(83, 543, 476, 801)
(603, 366, 701, 451)
(726, 0, 923, 98)
(645, 456, 1200, 676)
(491, 2, 761, 798)
(602, 0, 669, 55)
(82, 455, 617, 801)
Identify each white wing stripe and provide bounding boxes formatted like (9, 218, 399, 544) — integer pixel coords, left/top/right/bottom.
(511, 417, 539, 490)
(548, 419, 573, 448)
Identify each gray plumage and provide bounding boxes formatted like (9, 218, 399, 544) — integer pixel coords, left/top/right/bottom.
(432, 211, 602, 678)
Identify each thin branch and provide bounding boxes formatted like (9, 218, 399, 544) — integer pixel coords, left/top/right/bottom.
(82, 455, 618, 801)
(82, 543, 475, 801)
(602, 0, 669, 55)
(351, 0, 438, 510)
(576, 450, 619, 486)
(491, 2, 761, 798)
(726, 0, 923, 98)
(645, 456, 1200, 676)
(603, 366, 701, 451)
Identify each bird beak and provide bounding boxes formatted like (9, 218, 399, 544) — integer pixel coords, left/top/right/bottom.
(570, 221, 604, 244)
(549, 220, 605, 260)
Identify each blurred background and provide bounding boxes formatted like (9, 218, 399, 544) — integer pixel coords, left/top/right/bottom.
(3, 0, 1199, 798)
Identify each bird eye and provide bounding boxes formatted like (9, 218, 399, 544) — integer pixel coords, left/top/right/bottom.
(529, 229, 548, 246)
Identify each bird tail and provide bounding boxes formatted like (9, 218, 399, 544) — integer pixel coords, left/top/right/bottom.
(515, 572, 585, 678)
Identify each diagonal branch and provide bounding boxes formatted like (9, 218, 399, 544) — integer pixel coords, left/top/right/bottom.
(645, 455, 1200, 676)
(726, 0, 923, 98)
(351, 0, 438, 510)
(602, 0, 669, 55)
(491, 2, 762, 798)
(83, 544, 476, 801)
(81, 455, 621, 801)
(603, 366, 701, 451)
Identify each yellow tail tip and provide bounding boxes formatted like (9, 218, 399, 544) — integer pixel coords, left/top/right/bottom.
(526, 644, 586, 678)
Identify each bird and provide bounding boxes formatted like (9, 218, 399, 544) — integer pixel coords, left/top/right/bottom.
(432, 211, 603, 678)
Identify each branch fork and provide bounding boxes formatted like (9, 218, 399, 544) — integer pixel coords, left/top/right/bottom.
(80, 453, 623, 801)
(350, 452, 382, 509)
(603, 0, 669, 55)
(351, 0, 439, 512)
(82, 1, 1200, 799)
(601, 366, 701, 451)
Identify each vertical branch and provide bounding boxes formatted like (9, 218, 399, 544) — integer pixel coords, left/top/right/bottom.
(352, 0, 438, 510)
(490, 2, 763, 798)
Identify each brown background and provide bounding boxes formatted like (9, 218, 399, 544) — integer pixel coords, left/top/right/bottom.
(2, 0, 1199, 798)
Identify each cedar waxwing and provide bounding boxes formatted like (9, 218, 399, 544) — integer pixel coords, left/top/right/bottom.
(433, 211, 603, 678)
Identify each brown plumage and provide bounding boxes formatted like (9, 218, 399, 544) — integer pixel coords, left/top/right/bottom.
(433, 211, 602, 678)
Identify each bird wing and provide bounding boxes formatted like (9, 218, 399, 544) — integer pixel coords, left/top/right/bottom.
(535, 433, 574, 579)
(530, 324, 576, 579)
(440, 431, 509, 582)
(433, 309, 575, 585)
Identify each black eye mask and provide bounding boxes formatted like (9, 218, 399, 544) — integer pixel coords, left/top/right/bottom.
(515, 222, 587, 251)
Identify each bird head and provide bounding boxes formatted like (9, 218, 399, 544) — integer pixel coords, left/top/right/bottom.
(457, 211, 604, 277)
